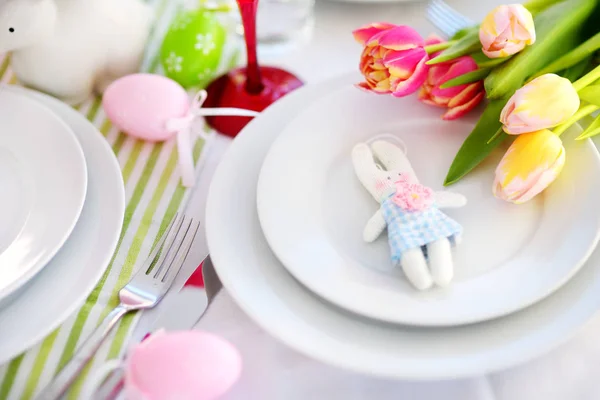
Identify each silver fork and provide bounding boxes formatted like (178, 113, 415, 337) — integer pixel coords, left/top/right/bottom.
(37, 213, 200, 400)
(426, 0, 474, 38)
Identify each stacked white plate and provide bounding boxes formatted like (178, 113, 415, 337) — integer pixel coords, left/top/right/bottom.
(0, 86, 124, 364)
(206, 72, 600, 379)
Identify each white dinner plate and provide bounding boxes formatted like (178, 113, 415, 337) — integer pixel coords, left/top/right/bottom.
(256, 83, 600, 326)
(0, 90, 88, 304)
(207, 72, 600, 379)
(323, 0, 421, 4)
(0, 85, 124, 364)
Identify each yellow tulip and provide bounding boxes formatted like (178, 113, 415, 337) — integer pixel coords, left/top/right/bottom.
(493, 129, 565, 204)
(500, 74, 580, 135)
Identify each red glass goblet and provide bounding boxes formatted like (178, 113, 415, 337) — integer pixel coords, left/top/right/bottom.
(203, 0, 303, 137)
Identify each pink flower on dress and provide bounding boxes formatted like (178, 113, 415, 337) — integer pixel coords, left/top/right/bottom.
(392, 177, 434, 211)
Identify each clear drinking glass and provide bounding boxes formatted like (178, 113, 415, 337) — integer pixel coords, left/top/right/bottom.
(229, 0, 315, 57)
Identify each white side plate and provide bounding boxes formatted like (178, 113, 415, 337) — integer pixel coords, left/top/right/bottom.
(0, 90, 87, 303)
(206, 73, 600, 379)
(0, 86, 124, 364)
(256, 84, 600, 326)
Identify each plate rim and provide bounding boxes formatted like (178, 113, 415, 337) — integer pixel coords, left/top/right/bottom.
(206, 72, 600, 379)
(0, 88, 89, 302)
(0, 85, 125, 364)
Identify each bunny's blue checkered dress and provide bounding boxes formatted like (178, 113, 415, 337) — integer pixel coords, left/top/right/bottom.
(381, 194, 463, 264)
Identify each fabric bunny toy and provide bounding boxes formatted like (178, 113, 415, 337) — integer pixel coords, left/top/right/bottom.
(352, 140, 467, 290)
(0, 0, 153, 104)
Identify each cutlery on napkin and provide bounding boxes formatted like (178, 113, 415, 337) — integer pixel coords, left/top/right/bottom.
(95, 256, 226, 399)
(36, 214, 200, 400)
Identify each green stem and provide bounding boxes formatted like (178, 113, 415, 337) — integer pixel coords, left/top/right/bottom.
(440, 68, 491, 89)
(425, 41, 456, 54)
(486, 127, 505, 144)
(532, 32, 600, 78)
(552, 104, 599, 136)
(573, 64, 600, 92)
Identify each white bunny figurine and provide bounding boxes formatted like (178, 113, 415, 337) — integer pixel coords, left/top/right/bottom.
(0, 0, 153, 104)
(352, 140, 467, 290)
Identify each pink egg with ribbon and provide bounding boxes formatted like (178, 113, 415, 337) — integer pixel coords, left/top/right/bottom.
(103, 73, 190, 142)
(124, 330, 242, 400)
(102, 73, 258, 186)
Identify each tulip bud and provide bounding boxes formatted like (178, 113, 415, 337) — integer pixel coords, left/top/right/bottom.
(353, 23, 430, 97)
(479, 4, 536, 58)
(418, 54, 485, 120)
(500, 73, 580, 135)
(493, 129, 565, 204)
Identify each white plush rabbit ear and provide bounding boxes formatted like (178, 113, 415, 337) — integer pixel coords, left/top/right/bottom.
(352, 142, 385, 202)
(371, 140, 417, 179)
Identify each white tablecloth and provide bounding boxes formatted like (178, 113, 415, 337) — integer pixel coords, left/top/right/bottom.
(186, 1, 600, 398)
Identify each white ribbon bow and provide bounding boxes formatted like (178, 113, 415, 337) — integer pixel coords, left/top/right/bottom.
(165, 90, 259, 187)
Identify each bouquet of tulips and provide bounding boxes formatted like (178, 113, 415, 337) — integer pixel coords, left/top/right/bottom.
(353, 0, 600, 204)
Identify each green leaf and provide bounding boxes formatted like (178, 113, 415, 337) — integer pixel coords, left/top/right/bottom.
(523, 0, 568, 14)
(471, 51, 511, 68)
(450, 26, 475, 41)
(444, 98, 509, 186)
(576, 113, 600, 139)
(484, 0, 597, 100)
(532, 31, 600, 78)
(578, 84, 600, 106)
(427, 30, 481, 65)
(558, 56, 592, 82)
(424, 41, 455, 54)
(439, 68, 490, 89)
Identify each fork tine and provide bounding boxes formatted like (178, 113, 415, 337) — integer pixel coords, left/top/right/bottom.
(150, 215, 187, 278)
(130, 213, 181, 279)
(427, 0, 473, 38)
(427, 3, 458, 37)
(428, 4, 463, 37)
(433, 0, 473, 28)
(155, 216, 193, 280)
(160, 219, 200, 286)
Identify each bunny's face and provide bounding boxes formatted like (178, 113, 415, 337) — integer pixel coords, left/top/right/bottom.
(352, 140, 419, 204)
(372, 168, 408, 200)
(0, 0, 57, 53)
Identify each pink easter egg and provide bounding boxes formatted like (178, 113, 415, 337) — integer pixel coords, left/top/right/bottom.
(124, 330, 242, 400)
(103, 73, 190, 142)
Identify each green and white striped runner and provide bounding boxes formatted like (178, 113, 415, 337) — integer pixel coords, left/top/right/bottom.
(0, 0, 238, 398)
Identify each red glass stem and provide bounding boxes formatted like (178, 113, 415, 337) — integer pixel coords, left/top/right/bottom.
(238, 0, 264, 94)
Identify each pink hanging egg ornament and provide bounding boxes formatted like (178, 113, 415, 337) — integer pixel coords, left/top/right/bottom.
(103, 73, 190, 141)
(102, 73, 258, 187)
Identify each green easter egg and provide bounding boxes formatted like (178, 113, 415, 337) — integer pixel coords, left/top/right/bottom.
(160, 9, 227, 88)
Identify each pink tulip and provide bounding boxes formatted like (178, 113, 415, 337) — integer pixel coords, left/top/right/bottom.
(479, 4, 536, 58)
(353, 23, 429, 97)
(418, 41, 485, 120)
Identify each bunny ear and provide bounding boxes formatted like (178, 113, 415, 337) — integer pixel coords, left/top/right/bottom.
(371, 140, 417, 178)
(352, 143, 385, 202)
(366, 133, 408, 155)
